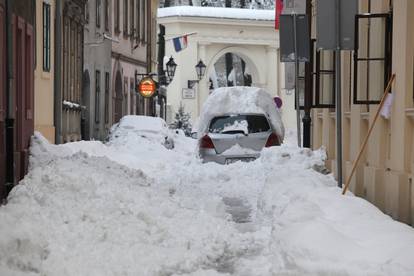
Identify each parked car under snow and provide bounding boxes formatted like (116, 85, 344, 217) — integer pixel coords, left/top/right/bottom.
(108, 115, 175, 149)
(197, 86, 284, 164)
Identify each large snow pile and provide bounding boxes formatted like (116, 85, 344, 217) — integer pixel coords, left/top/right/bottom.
(198, 86, 284, 140)
(1, 125, 414, 275)
(158, 6, 275, 21)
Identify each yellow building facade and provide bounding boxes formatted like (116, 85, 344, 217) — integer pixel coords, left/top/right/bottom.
(34, 0, 55, 143)
(312, 0, 414, 224)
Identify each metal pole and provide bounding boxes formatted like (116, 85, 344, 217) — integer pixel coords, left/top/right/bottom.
(335, 0, 343, 188)
(302, 0, 312, 148)
(293, 13, 302, 147)
(54, 0, 62, 144)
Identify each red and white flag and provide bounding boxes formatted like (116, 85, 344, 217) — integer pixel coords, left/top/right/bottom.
(275, 0, 284, 29)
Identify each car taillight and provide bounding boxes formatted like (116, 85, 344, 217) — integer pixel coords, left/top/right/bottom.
(265, 133, 280, 147)
(200, 135, 215, 149)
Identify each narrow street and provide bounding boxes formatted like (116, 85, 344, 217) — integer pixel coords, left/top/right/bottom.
(1, 127, 414, 276)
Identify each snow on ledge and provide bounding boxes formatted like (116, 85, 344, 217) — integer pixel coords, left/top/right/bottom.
(158, 6, 275, 21)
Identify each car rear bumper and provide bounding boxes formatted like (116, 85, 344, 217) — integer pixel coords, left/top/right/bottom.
(200, 149, 260, 165)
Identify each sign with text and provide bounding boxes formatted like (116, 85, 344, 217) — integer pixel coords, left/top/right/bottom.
(138, 77, 156, 98)
(182, 88, 195, 99)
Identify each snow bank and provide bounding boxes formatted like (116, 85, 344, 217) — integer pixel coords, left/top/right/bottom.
(198, 86, 284, 140)
(1, 127, 414, 275)
(158, 6, 275, 21)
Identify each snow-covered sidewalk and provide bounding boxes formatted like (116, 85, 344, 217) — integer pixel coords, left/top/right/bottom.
(1, 130, 414, 276)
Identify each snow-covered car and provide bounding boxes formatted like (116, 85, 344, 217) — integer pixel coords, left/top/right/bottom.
(108, 115, 174, 149)
(197, 86, 284, 164)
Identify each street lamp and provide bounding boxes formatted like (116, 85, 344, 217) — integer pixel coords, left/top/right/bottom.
(166, 56, 177, 81)
(188, 59, 207, 88)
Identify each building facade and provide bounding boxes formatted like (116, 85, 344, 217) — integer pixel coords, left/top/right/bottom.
(111, 0, 150, 123)
(311, 0, 414, 225)
(35, 0, 55, 143)
(83, 0, 112, 140)
(0, 0, 35, 201)
(158, 7, 290, 127)
(54, 0, 86, 143)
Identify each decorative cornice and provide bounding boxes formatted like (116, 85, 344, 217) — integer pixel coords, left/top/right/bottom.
(111, 52, 147, 68)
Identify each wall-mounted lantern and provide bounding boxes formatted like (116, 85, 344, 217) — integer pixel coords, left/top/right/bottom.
(166, 56, 177, 81)
(188, 59, 206, 88)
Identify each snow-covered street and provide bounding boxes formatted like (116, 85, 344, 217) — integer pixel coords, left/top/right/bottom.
(1, 124, 414, 276)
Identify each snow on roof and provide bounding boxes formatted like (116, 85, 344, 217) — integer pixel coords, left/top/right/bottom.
(158, 6, 275, 21)
(198, 86, 284, 140)
(117, 115, 168, 132)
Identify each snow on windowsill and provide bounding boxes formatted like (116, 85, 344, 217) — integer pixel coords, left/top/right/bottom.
(63, 100, 85, 109)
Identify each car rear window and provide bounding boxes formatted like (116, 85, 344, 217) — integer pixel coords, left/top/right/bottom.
(209, 115, 270, 134)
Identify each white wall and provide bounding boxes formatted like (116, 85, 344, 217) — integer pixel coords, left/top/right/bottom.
(158, 15, 296, 130)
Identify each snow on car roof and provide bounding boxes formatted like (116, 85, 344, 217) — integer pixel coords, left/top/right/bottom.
(198, 86, 284, 140)
(118, 115, 168, 132)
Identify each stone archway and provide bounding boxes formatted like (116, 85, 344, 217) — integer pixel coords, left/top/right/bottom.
(198, 46, 266, 108)
(114, 71, 123, 123)
(206, 46, 262, 89)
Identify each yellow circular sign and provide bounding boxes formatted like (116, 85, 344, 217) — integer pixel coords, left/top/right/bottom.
(138, 77, 156, 98)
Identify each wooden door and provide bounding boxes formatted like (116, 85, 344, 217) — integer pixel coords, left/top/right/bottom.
(14, 16, 34, 181)
(114, 71, 123, 123)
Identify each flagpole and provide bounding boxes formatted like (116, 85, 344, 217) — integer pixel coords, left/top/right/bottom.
(165, 32, 198, 41)
(342, 74, 395, 195)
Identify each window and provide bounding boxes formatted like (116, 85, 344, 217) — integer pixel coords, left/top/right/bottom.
(130, 0, 134, 37)
(354, 13, 392, 104)
(306, 39, 335, 108)
(95, 70, 101, 123)
(123, 0, 128, 35)
(96, 0, 101, 28)
(105, 72, 110, 124)
(130, 78, 135, 114)
(85, 1, 89, 23)
(141, 0, 147, 42)
(136, 0, 140, 41)
(209, 115, 270, 134)
(114, 0, 120, 33)
(42, 2, 50, 72)
(104, 0, 109, 31)
(315, 50, 336, 107)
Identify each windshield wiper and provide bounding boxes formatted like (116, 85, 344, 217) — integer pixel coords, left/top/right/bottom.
(221, 130, 248, 136)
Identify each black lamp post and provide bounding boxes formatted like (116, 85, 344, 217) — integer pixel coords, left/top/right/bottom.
(188, 59, 206, 88)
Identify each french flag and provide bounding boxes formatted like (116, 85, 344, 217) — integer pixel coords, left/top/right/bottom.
(173, 35, 188, 52)
(275, 0, 284, 29)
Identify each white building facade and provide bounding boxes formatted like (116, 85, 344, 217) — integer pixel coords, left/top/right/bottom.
(158, 6, 295, 129)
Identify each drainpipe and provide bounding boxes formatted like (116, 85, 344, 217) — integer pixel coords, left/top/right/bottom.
(158, 24, 166, 119)
(54, 0, 62, 144)
(5, 0, 15, 193)
(302, 0, 312, 148)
